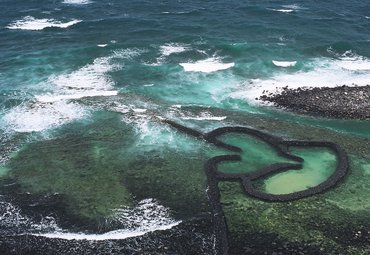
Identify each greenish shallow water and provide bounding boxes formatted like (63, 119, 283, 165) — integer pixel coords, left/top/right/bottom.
(217, 133, 294, 174)
(264, 147, 336, 195)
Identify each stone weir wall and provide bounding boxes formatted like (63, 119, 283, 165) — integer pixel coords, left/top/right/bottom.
(164, 120, 349, 255)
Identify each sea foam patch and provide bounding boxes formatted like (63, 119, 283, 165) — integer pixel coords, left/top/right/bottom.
(2, 101, 87, 133)
(268, 8, 294, 13)
(1, 198, 179, 240)
(337, 53, 370, 71)
(180, 111, 227, 121)
(1, 49, 144, 133)
(272, 60, 297, 67)
(160, 43, 189, 56)
(180, 57, 235, 73)
(281, 4, 306, 10)
(62, 0, 91, 4)
(0, 201, 59, 235)
(230, 55, 370, 104)
(48, 56, 116, 91)
(6, 16, 81, 30)
(35, 91, 118, 103)
(34, 199, 180, 241)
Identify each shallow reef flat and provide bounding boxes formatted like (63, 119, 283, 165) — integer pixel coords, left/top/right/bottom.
(0, 105, 369, 254)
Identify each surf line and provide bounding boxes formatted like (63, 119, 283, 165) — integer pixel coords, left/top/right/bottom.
(162, 119, 349, 255)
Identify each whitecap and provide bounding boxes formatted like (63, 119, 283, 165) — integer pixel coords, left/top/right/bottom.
(269, 8, 294, 13)
(181, 116, 227, 121)
(282, 4, 306, 10)
(35, 90, 118, 103)
(6, 16, 81, 30)
(132, 108, 147, 113)
(62, 0, 91, 4)
(160, 43, 189, 56)
(180, 57, 235, 73)
(1, 199, 180, 241)
(337, 60, 370, 71)
(337, 52, 370, 71)
(33, 199, 180, 241)
(34, 222, 179, 240)
(272, 60, 297, 67)
(2, 101, 87, 133)
(160, 11, 192, 15)
(1, 49, 140, 133)
(47, 56, 117, 91)
(112, 48, 145, 59)
(230, 56, 370, 104)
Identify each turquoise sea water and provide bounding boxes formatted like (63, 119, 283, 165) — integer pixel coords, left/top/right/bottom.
(0, 0, 370, 254)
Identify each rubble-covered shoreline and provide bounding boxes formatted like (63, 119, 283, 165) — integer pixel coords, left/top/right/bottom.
(260, 85, 370, 120)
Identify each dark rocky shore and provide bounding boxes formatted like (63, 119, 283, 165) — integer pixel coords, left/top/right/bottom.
(259, 85, 370, 120)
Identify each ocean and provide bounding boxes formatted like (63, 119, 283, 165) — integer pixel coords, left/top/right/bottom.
(0, 0, 370, 254)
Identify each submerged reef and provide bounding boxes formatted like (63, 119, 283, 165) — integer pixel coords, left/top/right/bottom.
(0, 108, 369, 255)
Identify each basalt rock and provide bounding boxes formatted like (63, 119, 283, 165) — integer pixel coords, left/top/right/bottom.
(259, 85, 370, 120)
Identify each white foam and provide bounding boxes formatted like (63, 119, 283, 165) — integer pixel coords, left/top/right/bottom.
(6, 16, 81, 30)
(160, 43, 189, 56)
(230, 56, 370, 104)
(337, 53, 370, 71)
(112, 48, 145, 59)
(132, 108, 147, 113)
(33, 199, 180, 241)
(1, 198, 180, 241)
(1, 50, 135, 132)
(181, 112, 227, 121)
(35, 222, 179, 240)
(269, 8, 294, 13)
(0, 201, 31, 229)
(272, 60, 297, 67)
(35, 91, 118, 103)
(49, 57, 116, 90)
(160, 11, 191, 15)
(182, 116, 227, 121)
(282, 4, 305, 10)
(62, 0, 91, 4)
(2, 101, 88, 133)
(180, 57, 235, 73)
(0, 201, 59, 233)
(338, 60, 370, 71)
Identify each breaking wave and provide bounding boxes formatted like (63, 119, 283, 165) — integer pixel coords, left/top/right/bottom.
(6, 16, 81, 30)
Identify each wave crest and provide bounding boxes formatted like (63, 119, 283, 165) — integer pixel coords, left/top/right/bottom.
(6, 16, 81, 31)
(180, 57, 234, 73)
(272, 60, 297, 67)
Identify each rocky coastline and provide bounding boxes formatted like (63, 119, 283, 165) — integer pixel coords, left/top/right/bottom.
(259, 85, 370, 120)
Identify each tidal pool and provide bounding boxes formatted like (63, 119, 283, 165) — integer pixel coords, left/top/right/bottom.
(263, 147, 337, 195)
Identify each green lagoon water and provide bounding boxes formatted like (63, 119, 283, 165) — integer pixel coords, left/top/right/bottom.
(264, 147, 337, 195)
